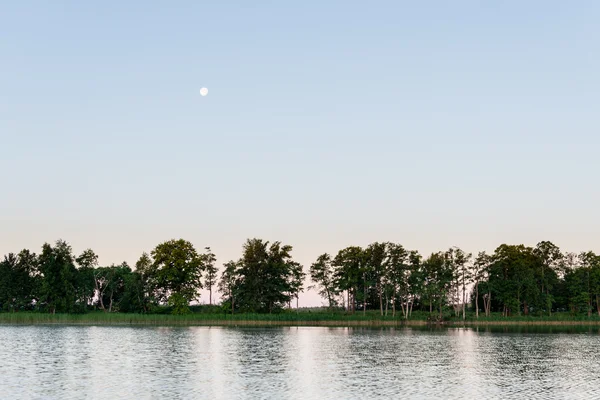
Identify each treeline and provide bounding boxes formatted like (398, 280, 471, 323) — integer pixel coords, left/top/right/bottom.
(309, 241, 600, 318)
(1, 239, 599, 318)
(0, 238, 303, 315)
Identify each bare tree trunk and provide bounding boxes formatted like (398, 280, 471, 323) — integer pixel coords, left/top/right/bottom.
(347, 291, 350, 312)
(363, 283, 367, 316)
(475, 283, 479, 319)
(385, 293, 389, 317)
(400, 296, 406, 319)
(99, 291, 106, 312)
(392, 286, 397, 317)
(462, 273, 466, 320)
(379, 285, 383, 316)
(409, 295, 414, 318)
(209, 288, 212, 306)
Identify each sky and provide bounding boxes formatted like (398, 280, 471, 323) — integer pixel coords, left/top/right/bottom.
(1, 1, 599, 306)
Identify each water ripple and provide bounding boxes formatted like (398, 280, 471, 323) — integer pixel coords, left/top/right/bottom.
(0, 326, 599, 399)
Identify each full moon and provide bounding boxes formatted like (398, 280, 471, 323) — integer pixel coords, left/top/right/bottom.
(200, 87, 208, 96)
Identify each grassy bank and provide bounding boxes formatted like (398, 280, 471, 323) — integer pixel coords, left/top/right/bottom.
(0, 311, 425, 326)
(2, 310, 600, 326)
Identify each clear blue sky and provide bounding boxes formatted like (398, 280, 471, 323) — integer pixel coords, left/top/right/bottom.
(1, 2, 598, 305)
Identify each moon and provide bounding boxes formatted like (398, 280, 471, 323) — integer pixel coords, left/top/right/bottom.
(200, 87, 208, 96)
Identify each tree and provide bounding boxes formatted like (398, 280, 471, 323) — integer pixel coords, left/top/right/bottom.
(93, 263, 132, 312)
(533, 241, 563, 315)
(365, 242, 388, 316)
(472, 251, 491, 318)
(289, 261, 305, 309)
(578, 251, 600, 316)
(445, 247, 472, 320)
(385, 243, 410, 318)
(489, 244, 539, 317)
(203, 247, 218, 305)
(38, 240, 78, 313)
(233, 239, 300, 313)
(75, 249, 98, 310)
(218, 260, 238, 314)
(333, 246, 365, 313)
(150, 239, 204, 314)
(309, 254, 338, 309)
(0, 250, 38, 312)
(422, 252, 453, 319)
(134, 252, 154, 311)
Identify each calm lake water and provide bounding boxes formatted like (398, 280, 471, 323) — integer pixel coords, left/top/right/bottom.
(1, 325, 599, 399)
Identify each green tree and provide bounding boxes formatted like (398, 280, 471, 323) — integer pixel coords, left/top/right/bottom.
(150, 239, 204, 314)
(0, 250, 38, 311)
(134, 252, 154, 311)
(385, 243, 410, 318)
(309, 254, 338, 309)
(75, 249, 98, 310)
(333, 246, 365, 313)
(38, 240, 78, 314)
(489, 244, 539, 316)
(203, 247, 218, 305)
(288, 261, 305, 309)
(445, 247, 472, 320)
(94, 263, 131, 312)
(234, 239, 300, 313)
(421, 252, 454, 319)
(578, 251, 600, 316)
(533, 241, 562, 315)
(472, 251, 491, 318)
(218, 260, 238, 314)
(365, 242, 388, 316)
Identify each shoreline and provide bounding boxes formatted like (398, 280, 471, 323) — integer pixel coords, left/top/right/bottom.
(2, 316, 600, 327)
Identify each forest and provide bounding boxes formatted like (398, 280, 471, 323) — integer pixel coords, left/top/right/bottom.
(1, 238, 599, 319)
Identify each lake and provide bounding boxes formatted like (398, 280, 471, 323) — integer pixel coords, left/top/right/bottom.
(1, 325, 599, 399)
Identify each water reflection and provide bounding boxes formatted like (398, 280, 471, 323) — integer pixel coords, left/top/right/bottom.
(1, 326, 600, 399)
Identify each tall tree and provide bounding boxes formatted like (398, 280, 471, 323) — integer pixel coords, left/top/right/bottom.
(445, 247, 472, 320)
(533, 241, 563, 315)
(422, 252, 453, 319)
(134, 252, 154, 311)
(333, 246, 365, 313)
(38, 240, 78, 314)
(0, 250, 38, 312)
(472, 251, 491, 318)
(289, 261, 305, 309)
(150, 239, 204, 314)
(234, 239, 300, 313)
(385, 243, 409, 318)
(365, 242, 388, 316)
(75, 249, 98, 310)
(94, 263, 131, 312)
(218, 260, 238, 314)
(203, 247, 218, 305)
(310, 254, 338, 309)
(489, 244, 539, 316)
